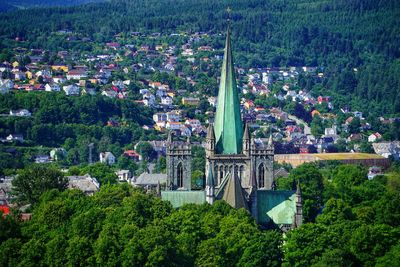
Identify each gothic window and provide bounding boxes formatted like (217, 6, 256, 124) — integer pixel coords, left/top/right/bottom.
(234, 165, 239, 179)
(258, 163, 265, 188)
(219, 166, 224, 184)
(177, 162, 183, 188)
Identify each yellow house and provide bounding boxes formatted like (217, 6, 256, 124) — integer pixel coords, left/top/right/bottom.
(51, 65, 69, 72)
(182, 97, 200, 106)
(25, 71, 33, 79)
(12, 61, 19, 68)
(89, 78, 98, 84)
(167, 92, 175, 98)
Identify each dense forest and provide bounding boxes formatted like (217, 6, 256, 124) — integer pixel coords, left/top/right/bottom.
(0, 0, 399, 115)
(1, 162, 400, 266)
(0, 0, 104, 9)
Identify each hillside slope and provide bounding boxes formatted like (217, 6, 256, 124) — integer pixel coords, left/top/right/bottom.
(0, 0, 399, 115)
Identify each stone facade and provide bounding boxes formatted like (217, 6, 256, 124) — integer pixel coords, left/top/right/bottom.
(166, 133, 192, 190)
(205, 124, 274, 194)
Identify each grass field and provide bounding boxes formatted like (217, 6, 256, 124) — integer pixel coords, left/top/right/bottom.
(314, 153, 384, 160)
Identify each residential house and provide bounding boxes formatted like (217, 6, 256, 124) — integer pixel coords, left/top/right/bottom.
(180, 125, 192, 137)
(13, 70, 26, 81)
(51, 64, 69, 72)
(101, 90, 118, 98)
(123, 150, 142, 161)
(34, 155, 51, 163)
(166, 110, 181, 122)
(368, 166, 382, 180)
(6, 134, 23, 142)
(9, 109, 31, 117)
(115, 170, 132, 182)
(373, 142, 400, 159)
(53, 76, 67, 84)
(208, 96, 217, 107)
(0, 79, 14, 94)
(99, 152, 116, 165)
(45, 83, 61, 92)
(182, 97, 200, 106)
(324, 126, 337, 136)
(347, 133, 363, 142)
(166, 121, 182, 131)
(185, 119, 201, 129)
(153, 113, 167, 123)
(143, 92, 155, 107)
(50, 148, 67, 161)
(63, 85, 80, 96)
(149, 140, 167, 156)
(368, 132, 382, 143)
(67, 174, 100, 195)
(66, 69, 87, 80)
(161, 96, 173, 106)
(134, 172, 167, 189)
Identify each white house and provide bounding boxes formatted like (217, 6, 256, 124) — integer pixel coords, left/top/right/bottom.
(166, 110, 181, 122)
(66, 69, 87, 80)
(63, 85, 80, 96)
(53, 76, 67, 84)
(34, 155, 51, 163)
(153, 113, 167, 123)
(45, 83, 61, 92)
(6, 134, 23, 142)
(10, 109, 31, 117)
(115, 170, 132, 182)
(143, 93, 155, 107)
(161, 96, 173, 106)
(101, 90, 118, 98)
(166, 122, 182, 130)
(99, 152, 116, 165)
(0, 79, 13, 94)
(368, 133, 382, 143)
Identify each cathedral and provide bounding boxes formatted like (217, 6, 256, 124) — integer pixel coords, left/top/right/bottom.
(162, 27, 302, 230)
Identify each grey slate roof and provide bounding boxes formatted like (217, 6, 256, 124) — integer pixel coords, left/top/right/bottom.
(135, 173, 167, 186)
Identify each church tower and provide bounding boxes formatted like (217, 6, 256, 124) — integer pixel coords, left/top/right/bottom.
(166, 132, 192, 190)
(161, 21, 301, 231)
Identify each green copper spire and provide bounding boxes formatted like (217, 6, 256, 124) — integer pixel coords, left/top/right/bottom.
(214, 26, 243, 154)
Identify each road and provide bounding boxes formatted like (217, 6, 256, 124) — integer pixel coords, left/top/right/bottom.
(288, 115, 311, 135)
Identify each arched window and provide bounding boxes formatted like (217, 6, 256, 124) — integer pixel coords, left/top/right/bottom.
(258, 163, 265, 188)
(177, 162, 183, 188)
(219, 166, 224, 184)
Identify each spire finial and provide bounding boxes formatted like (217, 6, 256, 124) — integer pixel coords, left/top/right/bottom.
(227, 7, 232, 20)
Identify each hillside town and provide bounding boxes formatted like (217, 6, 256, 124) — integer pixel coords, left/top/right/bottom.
(1, 29, 399, 201)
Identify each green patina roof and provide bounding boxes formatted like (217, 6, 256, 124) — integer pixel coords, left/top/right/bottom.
(257, 190, 296, 225)
(214, 27, 243, 154)
(161, 191, 206, 208)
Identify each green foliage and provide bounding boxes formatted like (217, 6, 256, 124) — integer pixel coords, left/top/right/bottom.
(78, 163, 118, 185)
(12, 165, 68, 205)
(277, 163, 324, 222)
(0, 185, 284, 266)
(283, 162, 400, 267)
(0, 92, 152, 166)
